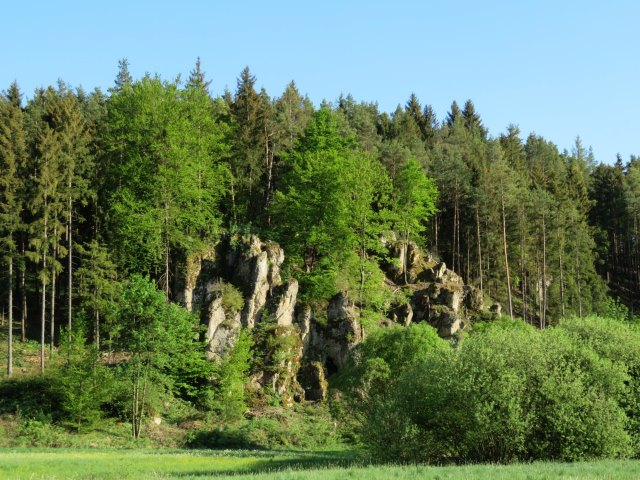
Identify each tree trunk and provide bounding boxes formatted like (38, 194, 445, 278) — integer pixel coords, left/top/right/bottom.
(576, 255, 583, 318)
(520, 211, 527, 324)
(20, 240, 26, 342)
(452, 200, 457, 272)
(476, 207, 483, 294)
(558, 230, 565, 318)
(541, 213, 548, 328)
(7, 257, 13, 376)
(500, 190, 513, 319)
(68, 198, 73, 339)
(164, 201, 170, 299)
(40, 202, 48, 374)
(50, 227, 57, 356)
(434, 213, 439, 254)
(264, 124, 274, 215)
(95, 308, 100, 350)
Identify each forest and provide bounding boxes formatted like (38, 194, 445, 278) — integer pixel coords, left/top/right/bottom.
(1, 59, 640, 462)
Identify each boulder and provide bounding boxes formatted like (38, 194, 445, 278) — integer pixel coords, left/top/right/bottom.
(391, 303, 413, 326)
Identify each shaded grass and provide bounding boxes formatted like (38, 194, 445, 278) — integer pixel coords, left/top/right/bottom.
(1, 448, 640, 479)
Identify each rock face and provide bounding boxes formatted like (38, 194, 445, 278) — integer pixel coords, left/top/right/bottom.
(321, 293, 364, 371)
(383, 236, 485, 338)
(186, 235, 290, 359)
(408, 261, 483, 337)
(225, 235, 285, 328)
(198, 280, 243, 359)
(298, 361, 328, 401)
(272, 280, 299, 327)
(252, 325, 305, 407)
(185, 233, 486, 407)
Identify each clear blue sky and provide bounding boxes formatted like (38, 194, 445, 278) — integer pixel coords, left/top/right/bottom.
(2, 0, 638, 163)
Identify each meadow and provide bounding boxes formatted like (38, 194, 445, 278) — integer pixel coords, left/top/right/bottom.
(1, 449, 640, 480)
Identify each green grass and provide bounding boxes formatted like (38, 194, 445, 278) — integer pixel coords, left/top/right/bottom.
(1, 449, 640, 479)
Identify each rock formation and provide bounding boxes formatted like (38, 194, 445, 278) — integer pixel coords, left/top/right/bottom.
(184, 234, 486, 406)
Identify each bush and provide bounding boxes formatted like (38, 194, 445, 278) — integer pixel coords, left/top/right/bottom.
(55, 328, 114, 430)
(558, 316, 640, 455)
(342, 317, 636, 464)
(0, 375, 64, 420)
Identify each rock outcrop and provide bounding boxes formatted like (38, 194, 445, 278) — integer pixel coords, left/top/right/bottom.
(298, 361, 328, 401)
(384, 238, 485, 338)
(185, 233, 486, 406)
(224, 235, 285, 328)
(272, 280, 299, 327)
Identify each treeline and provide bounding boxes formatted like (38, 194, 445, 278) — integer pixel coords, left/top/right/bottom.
(0, 59, 638, 374)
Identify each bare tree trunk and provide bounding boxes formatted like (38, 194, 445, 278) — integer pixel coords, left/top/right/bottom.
(68, 198, 73, 339)
(20, 241, 26, 342)
(576, 255, 583, 318)
(8, 257, 13, 376)
(164, 201, 170, 299)
(501, 190, 513, 319)
(40, 202, 48, 374)
(558, 230, 565, 318)
(536, 251, 543, 328)
(264, 124, 274, 216)
(434, 213, 439, 254)
(95, 288, 100, 350)
(541, 213, 548, 328)
(230, 177, 237, 225)
(452, 199, 457, 272)
(476, 207, 483, 294)
(520, 211, 527, 324)
(50, 226, 57, 356)
(466, 231, 470, 284)
(457, 200, 462, 276)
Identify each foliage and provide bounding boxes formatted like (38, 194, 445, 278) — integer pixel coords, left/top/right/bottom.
(54, 328, 113, 430)
(340, 317, 638, 464)
(107, 274, 211, 437)
(187, 403, 345, 450)
(210, 328, 253, 420)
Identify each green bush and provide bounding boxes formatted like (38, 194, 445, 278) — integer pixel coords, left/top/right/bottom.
(558, 316, 640, 456)
(0, 375, 64, 420)
(343, 317, 636, 464)
(55, 328, 114, 430)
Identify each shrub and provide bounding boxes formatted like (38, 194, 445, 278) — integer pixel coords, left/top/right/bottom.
(343, 317, 635, 464)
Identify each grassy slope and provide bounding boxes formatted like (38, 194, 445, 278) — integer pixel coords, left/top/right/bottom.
(1, 449, 640, 480)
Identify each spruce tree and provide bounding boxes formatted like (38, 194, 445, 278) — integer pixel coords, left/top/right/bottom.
(0, 83, 27, 375)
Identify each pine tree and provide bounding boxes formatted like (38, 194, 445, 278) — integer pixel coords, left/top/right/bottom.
(26, 88, 67, 371)
(462, 99, 485, 137)
(186, 57, 211, 93)
(113, 58, 133, 92)
(445, 100, 462, 127)
(0, 83, 27, 375)
(230, 67, 269, 224)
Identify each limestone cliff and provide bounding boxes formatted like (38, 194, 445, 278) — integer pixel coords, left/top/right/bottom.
(182, 234, 488, 405)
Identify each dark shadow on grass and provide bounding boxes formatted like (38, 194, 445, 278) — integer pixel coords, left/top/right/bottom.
(170, 450, 368, 477)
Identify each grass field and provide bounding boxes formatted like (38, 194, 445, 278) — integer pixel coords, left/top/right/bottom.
(1, 449, 640, 479)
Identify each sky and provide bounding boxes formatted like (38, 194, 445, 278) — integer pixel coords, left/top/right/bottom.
(1, 0, 638, 163)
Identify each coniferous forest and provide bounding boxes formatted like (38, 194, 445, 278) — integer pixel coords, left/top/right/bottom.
(1, 60, 640, 462)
